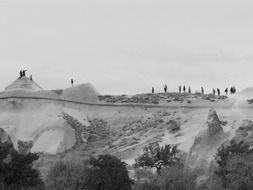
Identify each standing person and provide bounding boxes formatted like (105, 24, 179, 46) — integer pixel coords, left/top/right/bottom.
(230, 87, 234, 94)
(213, 88, 216, 95)
(217, 88, 220, 96)
(179, 86, 182, 93)
(164, 84, 167, 93)
(71, 78, 74, 86)
(22, 70, 27, 77)
(183, 86, 186, 93)
(188, 87, 191, 94)
(19, 70, 22, 78)
(201, 87, 204, 95)
(152, 87, 154, 94)
(225, 88, 228, 95)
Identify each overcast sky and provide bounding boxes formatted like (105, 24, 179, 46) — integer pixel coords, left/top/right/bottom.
(0, 0, 253, 94)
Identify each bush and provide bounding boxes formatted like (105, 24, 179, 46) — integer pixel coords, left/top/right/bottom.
(45, 159, 88, 190)
(215, 140, 253, 189)
(133, 182, 158, 190)
(158, 164, 197, 190)
(0, 142, 44, 190)
(84, 154, 133, 190)
(226, 153, 253, 190)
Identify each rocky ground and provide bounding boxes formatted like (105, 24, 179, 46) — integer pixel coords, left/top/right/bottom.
(98, 93, 227, 105)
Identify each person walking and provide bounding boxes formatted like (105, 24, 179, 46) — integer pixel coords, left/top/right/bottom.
(152, 87, 154, 94)
(179, 86, 182, 93)
(71, 78, 74, 86)
(201, 87, 204, 95)
(213, 88, 216, 95)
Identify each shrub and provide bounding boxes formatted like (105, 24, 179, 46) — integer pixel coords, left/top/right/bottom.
(133, 182, 158, 190)
(215, 140, 253, 189)
(0, 142, 44, 189)
(158, 164, 197, 190)
(226, 153, 253, 190)
(45, 159, 88, 190)
(84, 154, 133, 190)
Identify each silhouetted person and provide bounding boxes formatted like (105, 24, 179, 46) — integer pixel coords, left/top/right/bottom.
(179, 86, 182, 93)
(152, 87, 154, 94)
(164, 84, 167, 93)
(230, 87, 236, 94)
(30, 75, 33, 81)
(22, 70, 27, 77)
(201, 87, 204, 95)
(188, 87, 191, 94)
(213, 88, 216, 95)
(19, 70, 22, 78)
(71, 79, 74, 86)
(183, 86, 186, 93)
(225, 88, 228, 95)
(230, 86, 236, 94)
(217, 88, 220, 96)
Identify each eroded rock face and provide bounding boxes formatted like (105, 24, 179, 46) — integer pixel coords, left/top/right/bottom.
(0, 128, 12, 144)
(186, 108, 226, 173)
(18, 140, 33, 154)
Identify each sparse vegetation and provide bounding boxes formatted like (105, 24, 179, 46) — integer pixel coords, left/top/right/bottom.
(45, 159, 88, 190)
(158, 164, 197, 190)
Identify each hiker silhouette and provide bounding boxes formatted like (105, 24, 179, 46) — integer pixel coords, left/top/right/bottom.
(164, 84, 167, 93)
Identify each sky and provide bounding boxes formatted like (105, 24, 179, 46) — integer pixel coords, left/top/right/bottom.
(0, 0, 253, 94)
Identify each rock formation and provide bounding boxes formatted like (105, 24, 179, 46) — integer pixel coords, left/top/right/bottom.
(18, 140, 33, 154)
(186, 108, 226, 173)
(0, 128, 12, 144)
(5, 77, 43, 92)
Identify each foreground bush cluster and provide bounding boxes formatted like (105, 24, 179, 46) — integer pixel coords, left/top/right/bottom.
(1, 140, 253, 189)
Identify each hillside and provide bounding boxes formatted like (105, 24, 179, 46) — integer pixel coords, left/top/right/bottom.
(1, 77, 253, 178)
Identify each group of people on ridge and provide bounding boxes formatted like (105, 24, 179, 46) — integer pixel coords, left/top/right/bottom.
(18, 70, 33, 81)
(151, 85, 237, 96)
(19, 70, 27, 78)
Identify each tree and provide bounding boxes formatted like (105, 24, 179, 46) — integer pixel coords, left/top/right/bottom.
(215, 140, 253, 189)
(134, 143, 180, 175)
(0, 142, 43, 189)
(84, 154, 133, 190)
